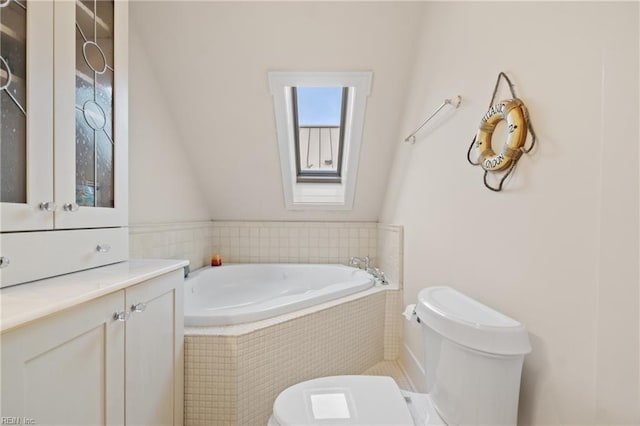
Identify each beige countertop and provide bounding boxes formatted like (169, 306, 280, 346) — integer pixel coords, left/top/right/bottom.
(0, 259, 188, 333)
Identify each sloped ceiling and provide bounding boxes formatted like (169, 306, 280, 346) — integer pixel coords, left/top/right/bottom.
(130, 1, 425, 221)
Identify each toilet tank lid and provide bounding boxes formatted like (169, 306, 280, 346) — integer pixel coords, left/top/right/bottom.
(416, 287, 532, 355)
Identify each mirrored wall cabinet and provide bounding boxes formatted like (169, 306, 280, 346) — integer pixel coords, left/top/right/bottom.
(0, 0, 128, 287)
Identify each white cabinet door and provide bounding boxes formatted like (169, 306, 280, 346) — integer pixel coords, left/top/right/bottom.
(0, 291, 126, 425)
(53, 0, 128, 229)
(0, 0, 54, 232)
(125, 270, 184, 426)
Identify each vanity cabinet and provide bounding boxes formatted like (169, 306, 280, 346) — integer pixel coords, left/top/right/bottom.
(0, 0, 129, 286)
(1, 291, 126, 424)
(0, 269, 184, 425)
(125, 270, 184, 425)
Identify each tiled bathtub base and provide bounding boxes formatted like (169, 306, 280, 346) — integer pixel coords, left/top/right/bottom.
(184, 291, 387, 426)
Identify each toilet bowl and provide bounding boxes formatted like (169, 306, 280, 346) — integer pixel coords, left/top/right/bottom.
(269, 286, 531, 426)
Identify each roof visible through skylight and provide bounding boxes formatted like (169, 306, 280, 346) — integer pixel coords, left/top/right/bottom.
(296, 87, 343, 126)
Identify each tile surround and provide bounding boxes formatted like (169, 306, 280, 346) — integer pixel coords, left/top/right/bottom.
(185, 291, 386, 426)
(384, 289, 404, 360)
(129, 222, 214, 271)
(131, 220, 405, 425)
(377, 223, 403, 287)
(130, 221, 381, 270)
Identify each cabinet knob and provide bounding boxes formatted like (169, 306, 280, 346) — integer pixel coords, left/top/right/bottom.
(113, 311, 129, 322)
(39, 201, 57, 212)
(131, 302, 147, 313)
(63, 203, 80, 212)
(96, 244, 111, 253)
(0, 257, 10, 269)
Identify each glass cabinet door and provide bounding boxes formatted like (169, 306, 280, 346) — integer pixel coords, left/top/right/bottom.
(0, 1, 54, 232)
(54, 0, 127, 229)
(1, 0, 27, 205)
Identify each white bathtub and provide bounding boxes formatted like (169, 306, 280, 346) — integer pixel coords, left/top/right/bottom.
(184, 264, 374, 326)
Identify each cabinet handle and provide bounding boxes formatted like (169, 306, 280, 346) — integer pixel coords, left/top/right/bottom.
(113, 311, 130, 322)
(96, 244, 111, 253)
(131, 302, 147, 313)
(63, 203, 80, 212)
(39, 201, 57, 212)
(0, 257, 10, 269)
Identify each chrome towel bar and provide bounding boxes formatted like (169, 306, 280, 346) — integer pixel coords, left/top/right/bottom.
(404, 95, 462, 144)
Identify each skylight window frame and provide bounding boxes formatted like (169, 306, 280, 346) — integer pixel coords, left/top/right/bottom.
(269, 71, 372, 210)
(291, 86, 349, 184)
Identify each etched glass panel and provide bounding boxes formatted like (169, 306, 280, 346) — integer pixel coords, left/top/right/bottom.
(75, 0, 114, 207)
(0, 0, 27, 204)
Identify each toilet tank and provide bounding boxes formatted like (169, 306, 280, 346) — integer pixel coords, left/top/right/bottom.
(415, 287, 531, 426)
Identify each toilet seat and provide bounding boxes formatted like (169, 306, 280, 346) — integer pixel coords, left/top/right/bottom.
(271, 375, 417, 426)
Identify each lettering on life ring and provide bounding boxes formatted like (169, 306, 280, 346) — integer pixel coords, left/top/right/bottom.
(474, 99, 528, 172)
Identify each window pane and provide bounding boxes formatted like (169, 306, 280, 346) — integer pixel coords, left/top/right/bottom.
(296, 87, 343, 126)
(294, 87, 346, 179)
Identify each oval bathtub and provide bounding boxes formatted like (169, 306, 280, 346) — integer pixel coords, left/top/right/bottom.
(184, 264, 374, 326)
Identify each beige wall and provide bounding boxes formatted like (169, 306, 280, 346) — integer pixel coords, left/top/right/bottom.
(130, 2, 424, 221)
(128, 29, 210, 225)
(379, 2, 639, 425)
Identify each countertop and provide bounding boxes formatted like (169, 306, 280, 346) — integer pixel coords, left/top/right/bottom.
(0, 259, 188, 333)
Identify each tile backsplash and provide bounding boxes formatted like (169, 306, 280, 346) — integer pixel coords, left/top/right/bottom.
(377, 224, 403, 286)
(129, 222, 214, 270)
(130, 221, 383, 271)
(211, 221, 377, 265)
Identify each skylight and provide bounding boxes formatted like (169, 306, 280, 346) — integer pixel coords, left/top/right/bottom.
(292, 86, 348, 182)
(269, 71, 372, 210)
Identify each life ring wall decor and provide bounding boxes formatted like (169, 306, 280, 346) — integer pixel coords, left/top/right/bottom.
(476, 98, 528, 171)
(467, 73, 537, 192)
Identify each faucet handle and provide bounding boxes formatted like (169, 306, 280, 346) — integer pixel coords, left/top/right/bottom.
(349, 256, 372, 270)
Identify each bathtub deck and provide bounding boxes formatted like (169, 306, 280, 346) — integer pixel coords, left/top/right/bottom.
(362, 360, 413, 391)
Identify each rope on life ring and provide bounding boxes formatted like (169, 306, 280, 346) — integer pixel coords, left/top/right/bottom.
(467, 73, 537, 192)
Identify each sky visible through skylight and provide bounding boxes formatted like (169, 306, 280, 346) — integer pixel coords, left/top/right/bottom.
(296, 87, 343, 126)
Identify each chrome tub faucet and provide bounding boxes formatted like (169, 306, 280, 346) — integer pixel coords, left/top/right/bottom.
(349, 256, 388, 285)
(367, 267, 388, 285)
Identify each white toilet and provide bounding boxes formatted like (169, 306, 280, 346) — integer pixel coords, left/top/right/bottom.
(268, 286, 532, 426)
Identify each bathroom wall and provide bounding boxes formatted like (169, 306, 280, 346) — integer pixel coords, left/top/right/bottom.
(380, 2, 639, 424)
(130, 1, 425, 222)
(128, 29, 210, 225)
